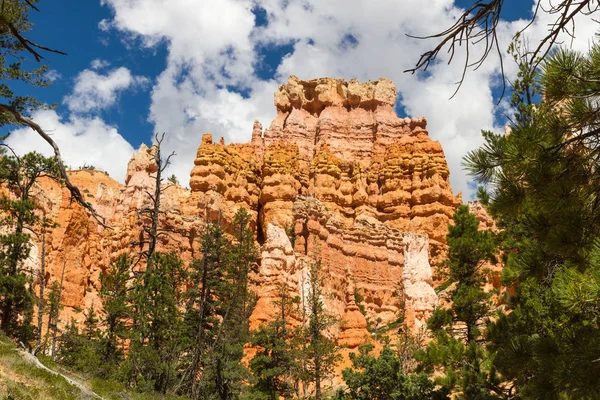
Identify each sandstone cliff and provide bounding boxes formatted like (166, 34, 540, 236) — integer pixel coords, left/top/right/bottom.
(29, 76, 461, 348)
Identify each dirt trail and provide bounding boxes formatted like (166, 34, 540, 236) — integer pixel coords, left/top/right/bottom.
(18, 349, 105, 400)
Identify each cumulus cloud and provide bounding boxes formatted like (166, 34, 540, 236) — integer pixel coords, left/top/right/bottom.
(64, 66, 148, 113)
(75, 1, 600, 196)
(44, 69, 62, 82)
(5, 109, 135, 182)
(90, 58, 110, 70)
(7, 60, 145, 183)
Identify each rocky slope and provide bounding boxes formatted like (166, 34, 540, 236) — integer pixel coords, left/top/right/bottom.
(28, 76, 461, 348)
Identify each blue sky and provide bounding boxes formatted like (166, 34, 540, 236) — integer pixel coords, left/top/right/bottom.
(6, 0, 599, 198)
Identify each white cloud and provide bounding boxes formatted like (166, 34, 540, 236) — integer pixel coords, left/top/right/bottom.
(5, 109, 135, 182)
(72, 1, 600, 197)
(64, 67, 148, 113)
(45, 69, 62, 82)
(98, 0, 496, 197)
(90, 59, 110, 70)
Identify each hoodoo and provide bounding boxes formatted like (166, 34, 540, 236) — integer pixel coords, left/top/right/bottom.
(30, 76, 460, 346)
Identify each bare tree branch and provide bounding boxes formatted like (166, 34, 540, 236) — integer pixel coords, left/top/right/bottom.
(405, 0, 600, 100)
(23, 0, 40, 12)
(1, 16, 67, 62)
(0, 104, 108, 227)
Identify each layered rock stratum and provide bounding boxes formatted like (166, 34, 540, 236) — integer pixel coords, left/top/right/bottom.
(28, 76, 461, 348)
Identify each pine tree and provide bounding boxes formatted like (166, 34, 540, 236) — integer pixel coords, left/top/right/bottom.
(0, 150, 60, 341)
(248, 283, 300, 400)
(56, 317, 101, 375)
(298, 254, 340, 400)
(127, 252, 186, 394)
(47, 261, 65, 359)
(463, 41, 600, 397)
(195, 208, 258, 400)
(83, 304, 99, 340)
(35, 216, 57, 352)
(418, 205, 501, 399)
(98, 255, 132, 371)
(334, 343, 441, 400)
(179, 217, 229, 398)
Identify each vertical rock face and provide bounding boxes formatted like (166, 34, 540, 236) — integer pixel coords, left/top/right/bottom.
(29, 76, 460, 347)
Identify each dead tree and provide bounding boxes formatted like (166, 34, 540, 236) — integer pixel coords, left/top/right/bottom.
(405, 0, 600, 99)
(131, 132, 177, 266)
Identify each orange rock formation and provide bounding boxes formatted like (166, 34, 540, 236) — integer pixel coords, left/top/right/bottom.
(28, 76, 461, 348)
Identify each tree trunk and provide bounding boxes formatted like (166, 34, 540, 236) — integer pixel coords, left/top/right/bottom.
(51, 261, 66, 359)
(36, 227, 46, 349)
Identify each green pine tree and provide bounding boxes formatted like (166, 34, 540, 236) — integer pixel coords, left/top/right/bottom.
(179, 217, 229, 398)
(418, 205, 501, 399)
(334, 343, 441, 400)
(0, 151, 60, 342)
(298, 253, 340, 400)
(463, 39, 600, 397)
(127, 252, 186, 394)
(195, 208, 258, 400)
(98, 255, 132, 373)
(56, 317, 101, 375)
(247, 283, 300, 400)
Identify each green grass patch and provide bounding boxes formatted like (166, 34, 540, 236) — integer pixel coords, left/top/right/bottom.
(0, 336, 188, 399)
(0, 336, 82, 400)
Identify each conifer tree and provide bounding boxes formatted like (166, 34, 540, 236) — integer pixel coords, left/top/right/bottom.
(127, 252, 185, 394)
(179, 216, 228, 398)
(298, 254, 340, 400)
(48, 261, 65, 359)
(35, 216, 57, 351)
(98, 255, 132, 370)
(195, 208, 258, 400)
(418, 205, 500, 399)
(248, 283, 300, 400)
(0, 150, 60, 341)
(56, 317, 101, 375)
(83, 304, 99, 340)
(464, 41, 600, 397)
(334, 343, 441, 400)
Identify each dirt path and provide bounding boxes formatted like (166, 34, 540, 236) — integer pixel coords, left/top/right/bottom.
(18, 349, 105, 400)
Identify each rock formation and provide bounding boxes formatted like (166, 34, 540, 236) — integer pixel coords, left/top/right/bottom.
(28, 76, 461, 348)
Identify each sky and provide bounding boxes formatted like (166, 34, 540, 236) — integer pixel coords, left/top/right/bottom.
(4, 0, 599, 199)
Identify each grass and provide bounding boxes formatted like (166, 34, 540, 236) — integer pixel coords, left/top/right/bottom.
(0, 336, 82, 400)
(0, 335, 188, 399)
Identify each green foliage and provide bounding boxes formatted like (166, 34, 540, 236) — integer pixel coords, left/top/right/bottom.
(0, 151, 60, 342)
(419, 206, 501, 399)
(464, 41, 600, 397)
(55, 318, 101, 375)
(192, 208, 258, 400)
(296, 253, 341, 399)
(0, 0, 56, 118)
(179, 219, 229, 398)
(334, 343, 443, 400)
(284, 221, 296, 249)
(247, 283, 300, 400)
(167, 174, 179, 185)
(98, 255, 132, 375)
(45, 280, 62, 342)
(77, 163, 96, 171)
(127, 252, 186, 394)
